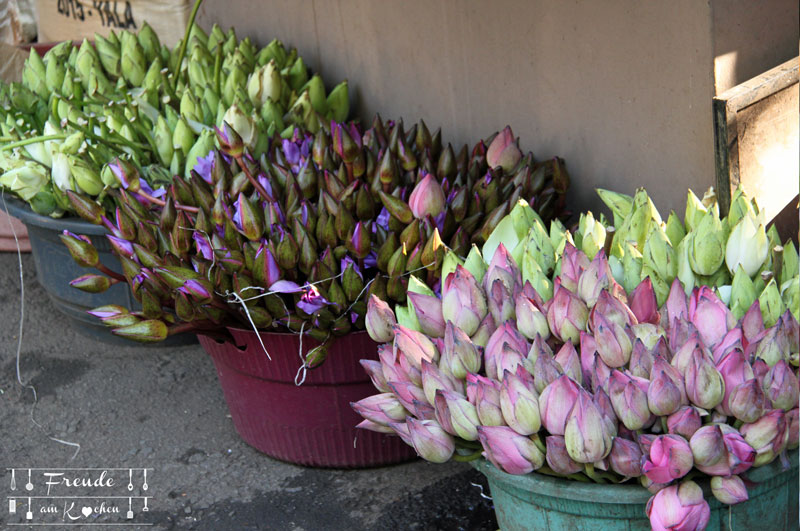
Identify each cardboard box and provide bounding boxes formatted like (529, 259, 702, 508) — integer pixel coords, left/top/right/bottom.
(35, 0, 193, 47)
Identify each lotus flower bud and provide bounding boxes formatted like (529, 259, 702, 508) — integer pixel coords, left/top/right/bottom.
(533, 348, 562, 394)
(725, 213, 768, 277)
(394, 324, 439, 368)
(575, 250, 610, 307)
(643, 225, 677, 283)
(630, 277, 660, 325)
(667, 406, 702, 439)
(494, 342, 528, 380)
(475, 377, 505, 426)
(360, 359, 391, 393)
(578, 211, 607, 260)
(564, 388, 613, 463)
(559, 243, 590, 292)
(388, 380, 428, 412)
(590, 290, 637, 331)
(688, 209, 726, 275)
(407, 291, 445, 338)
(729, 265, 757, 320)
(406, 418, 455, 463)
(648, 357, 688, 416)
(689, 424, 755, 476)
(538, 375, 580, 436)
(754, 323, 790, 367)
(421, 359, 459, 405)
(248, 60, 282, 108)
(646, 481, 710, 531)
(366, 294, 397, 343)
(546, 286, 588, 344)
(221, 104, 256, 149)
(407, 173, 446, 220)
(669, 334, 703, 374)
(593, 313, 633, 368)
(486, 278, 515, 328)
(711, 475, 749, 505)
(684, 349, 725, 409)
(471, 313, 497, 349)
(478, 425, 544, 474)
(642, 434, 693, 483)
(688, 286, 735, 348)
(664, 278, 688, 325)
(69, 274, 111, 293)
(609, 370, 651, 431)
(60, 230, 99, 268)
(629, 339, 655, 380)
(441, 322, 481, 379)
(545, 435, 583, 475)
(740, 409, 789, 467)
(758, 278, 785, 329)
(515, 291, 549, 341)
(786, 408, 798, 449)
(555, 342, 582, 383)
(120, 32, 146, 86)
(609, 437, 643, 478)
(500, 368, 541, 435)
(441, 265, 488, 337)
(716, 349, 754, 416)
(351, 393, 408, 427)
(433, 390, 479, 440)
(728, 378, 767, 423)
(486, 126, 522, 172)
(762, 360, 799, 410)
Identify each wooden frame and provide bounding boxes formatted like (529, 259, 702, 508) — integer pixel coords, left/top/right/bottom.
(713, 57, 799, 217)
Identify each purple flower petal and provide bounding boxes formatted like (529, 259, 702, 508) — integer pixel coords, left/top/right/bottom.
(297, 285, 331, 314)
(106, 234, 135, 258)
(269, 280, 303, 294)
(193, 232, 213, 260)
(109, 161, 131, 189)
(340, 256, 363, 279)
(194, 151, 216, 184)
(282, 139, 301, 166)
(376, 207, 390, 231)
(88, 308, 123, 319)
(364, 251, 377, 269)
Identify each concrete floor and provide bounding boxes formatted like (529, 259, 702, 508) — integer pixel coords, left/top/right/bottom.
(0, 253, 496, 530)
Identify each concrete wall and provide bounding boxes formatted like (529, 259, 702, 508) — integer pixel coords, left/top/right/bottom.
(196, 0, 798, 218)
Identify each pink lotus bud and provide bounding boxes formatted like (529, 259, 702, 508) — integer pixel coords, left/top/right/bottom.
(442, 265, 488, 337)
(670, 334, 704, 375)
(667, 406, 702, 440)
(486, 126, 522, 171)
(466, 373, 498, 402)
(579, 330, 597, 383)
(642, 434, 693, 484)
(689, 424, 755, 476)
(560, 243, 590, 292)
(488, 278, 515, 327)
(500, 368, 541, 435)
(388, 421, 415, 445)
(475, 376, 505, 426)
(351, 393, 408, 427)
(630, 277, 660, 325)
(478, 425, 544, 474)
(360, 359, 391, 393)
(495, 343, 528, 384)
(711, 475, 749, 505)
(515, 291, 550, 341)
(366, 294, 396, 343)
(685, 348, 725, 409)
(555, 342, 583, 383)
(546, 286, 589, 344)
(564, 388, 613, 463)
(408, 172, 446, 220)
(688, 286, 736, 348)
(576, 251, 610, 307)
(742, 300, 765, 346)
(388, 380, 429, 411)
(590, 290, 637, 331)
(609, 437, 644, 477)
(421, 359, 460, 404)
(529, 333, 554, 365)
(638, 433, 657, 456)
(754, 323, 791, 367)
(786, 408, 799, 449)
(485, 322, 529, 379)
(471, 312, 497, 348)
(632, 323, 667, 351)
(594, 387, 619, 436)
(664, 278, 689, 325)
(546, 435, 583, 475)
(539, 375, 581, 435)
(533, 348, 563, 394)
(407, 291, 446, 338)
(609, 370, 651, 431)
(667, 317, 698, 354)
(483, 244, 522, 295)
(646, 481, 710, 531)
(716, 349, 754, 416)
(379, 344, 416, 386)
(589, 353, 613, 393)
(728, 378, 767, 423)
(434, 390, 480, 441)
(593, 312, 633, 368)
(740, 409, 789, 467)
(648, 357, 688, 416)
(629, 339, 656, 380)
(357, 419, 396, 434)
(394, 324, 440, 369)
(711, 327, 743, 364)
(441, 322, 482, 379)
(406, 417, 455, 463)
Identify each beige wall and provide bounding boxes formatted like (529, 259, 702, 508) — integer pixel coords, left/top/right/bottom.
(197, 0, 798, 218)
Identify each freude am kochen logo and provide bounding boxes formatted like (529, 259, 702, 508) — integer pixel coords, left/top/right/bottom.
(6, 467, 152, 525)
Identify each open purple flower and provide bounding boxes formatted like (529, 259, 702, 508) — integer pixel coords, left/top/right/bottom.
(297, 284, 331, 314)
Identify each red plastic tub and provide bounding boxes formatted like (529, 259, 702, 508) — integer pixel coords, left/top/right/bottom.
(198, 328, 416, 468)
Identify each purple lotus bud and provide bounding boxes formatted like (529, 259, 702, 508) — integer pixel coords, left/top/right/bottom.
(716, 349, 755, 416)
(593, 312, 633, 368)
(180, 279, 213, 302)
(360, 359, 391, 393)
(407, 291, 446, 338)
(689, 286, 736, 348)
(670, 334, 704, 375)
(442, 265, 487, 337)
(667, 316, 698, 354)
(411, 399, 436, 420)
(546, 435, 583, 475)
(590, 290, 637, 330)
(533, 348, 563, 394)
(351, 393, 408, 427)
(564, 388, 613, 463)
(546, 286, 589, 344)
(88, 305, 127, 320)
(786, 408, 799, 449)
(630, 277, 660, 325)
(576, 251, 610, 307)
(441, 322, 481, 379)
(711, 327, 743, 364)
(529, 333, 554, 365)
(70, 274, 111, 293)
(356, 419, 395, 434)
(494, 343, 527, 380)
(421, 359, 460, 404)
(648, 356, 688, 416)
(111, 319, 168, 343)
(478, 425, 544, 474)
(559, 243, 590, 293)
(664, 278, 689, 325)
(486, 126, 522, 171)
(475, 377, 505, 426)
(629, 339, 655, 380)
(711, 475, 749, 505)
(60, 230, 100, 268)
(500, 369, 541, 435)
(406, 417, 455, 463)
(762, 360, 800, 410)
(106, 234, 135, 259)
(434, 390, 480, 441)
(488, 278, 516, 327)
(642, 434, 693, 484)
(485, 322, 529, 380)
(740, 409, 789, 467)
(684, 348, 725, 409)
(690, 424, 755, 476)
(728, 378, 768, 423)
(667, 406, 702, 440)
(539, 375, 581, 436)
(609, 437, 643, 478)
(407, 173, 446, 220)
(350, 220, 371, 259)
(609, 370, 651, 431)
(394, 324, 440, 369)
(516, 291, 550, 341)
(646, 481, 710, 531)
(555, 342, 583, 383)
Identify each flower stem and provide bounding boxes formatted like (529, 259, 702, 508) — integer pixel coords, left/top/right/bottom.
(173, 0, 205, 93)
(134, 190, 199, 214)
(452, 449, 483, 462)
(96, 263, 125, 282)
(0, 134, 69, 151)
(234, 154, 272, 201)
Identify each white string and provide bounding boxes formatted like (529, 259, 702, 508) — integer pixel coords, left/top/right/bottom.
(470, 482, 493, 501)
(294, 320, 308, 386)
(222, 289, 271, 360)
(1, 190, 81, 459)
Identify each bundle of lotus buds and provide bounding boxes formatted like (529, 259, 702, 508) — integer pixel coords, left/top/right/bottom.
(0, 22, 348, 217)
(355, 225, 799, 530)
(59, 119, 569, 361)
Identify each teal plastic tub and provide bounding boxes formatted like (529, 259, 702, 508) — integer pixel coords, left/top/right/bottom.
(473, 450, 798, 530)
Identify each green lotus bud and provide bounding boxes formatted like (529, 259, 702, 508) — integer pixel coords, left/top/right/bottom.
(626, 188, 654, 251)
(22, 48, 48, 98)
(676, 236, 696, 295)
(94, 34, 121, 78)
(621, 242, 643, 294)
(579, 211, 606, 260)
(643, 225, 676, 283)
(222, 65, 248, 107)
(326, 80, 349, 123)
(759, 279, 785, 328)
(60, 65, 81, 100)
(596, 188, 633, 228)
(185, 129, 216, 178)
(257, 39, 287, 68)
(70, 273, 111, 293)
(684, 189, 707, 232)
(173, 117, 196, 157)
(782, 241, 799, 286)
(664, 211, 686, 248)
(304, 74, 328, 115)
(112, 319, 168, 343)
(0, 161, 49, 201)
(120, 31, 146, 86)
(727, 187, 755, 229)
(137, 21, 161, 63)
(287, 55, 308, 91)
(45, 53, 67, 92)
(69, 156, 103, 196)
(180, 90, 202, 123)
(729, 265, 757, 320)
(59, 230, 99, 267)
(378, 191, 413, 224)
(248, 60, 281, 108)
(688, 210, 725, 275)
(153, 115, 174, 166)
(725, 212, 768, 277)
(221, 103, 256, 148)
(29, 190, 59, 216)
(522, 219, 556, 275)
(782, 278, 799, 321)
